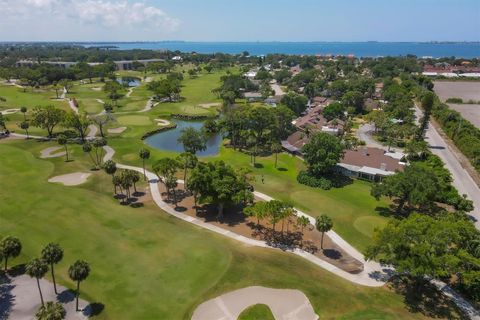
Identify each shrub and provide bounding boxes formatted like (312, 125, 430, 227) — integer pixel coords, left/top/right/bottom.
(297, 170, 333, 190)
(445, 97, 463, 103)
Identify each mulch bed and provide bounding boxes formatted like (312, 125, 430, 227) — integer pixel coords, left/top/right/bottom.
(158, 183, 364, 274)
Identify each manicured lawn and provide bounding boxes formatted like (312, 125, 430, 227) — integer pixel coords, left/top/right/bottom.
(238, 304, 275, 320)
(0, 142, 457, 319)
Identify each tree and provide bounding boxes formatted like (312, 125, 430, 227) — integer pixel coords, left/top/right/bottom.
(31, 106, 66, 138)
(177, 152, 197, 186)
(26, 258, 49, 306)
(177, 127, 206, 155)
(20, 121, 30, 139)
(416, 91, 435, 141)
(0, 236, 21, 272)
(153, 158, 179, 184)
(366, 213, 480, 288)
(165, 174, 179, 206)
(405, 139, 428, 160)
(244, 202, 268, 227)
(57, 134, 69, 162)
(204, 64, 213, 73)
(371, 165, 440, 213)
(103, 159, 117, 191)
(36, 301, 66, 320)
(271, 142, 283, 168)
(92, 114, 114, 138)
(315, 215, 333, 249)
(281, 93, 308, 115)
(246, 106, 275, 165)
(322, 102, 345, 121)
(341, 90, 364, 113)
(41, 243, 63, 295)
(63, 112, 90, 142)
(139, 148, 151, 181)
(68, 260, 90, 312)
(20, 106, 27, 121)
(147, 78, 181, 102)
(302, 133, 344, 176)
(297, 216, 310, 234)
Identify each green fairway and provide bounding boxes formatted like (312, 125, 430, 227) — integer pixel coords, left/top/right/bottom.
(238, 304, 275, 320)
(0, 142, 456, 319)
(117, 115, 152, 126)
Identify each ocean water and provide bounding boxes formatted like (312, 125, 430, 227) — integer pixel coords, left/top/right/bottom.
(85, 41, 480, 58)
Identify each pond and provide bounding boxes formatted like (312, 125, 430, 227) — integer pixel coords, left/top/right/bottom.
(144, 120, 222, 156)
(117, 77, 141, 87)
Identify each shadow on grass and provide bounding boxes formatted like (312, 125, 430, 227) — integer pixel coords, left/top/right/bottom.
(390, 277, 462, 319)
(83, 302, 105, 317)
(277, 167, 288, 172)
(374, 206, 397, 218)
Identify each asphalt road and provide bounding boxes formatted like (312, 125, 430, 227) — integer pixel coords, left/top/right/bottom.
(415, 106, 480, 228)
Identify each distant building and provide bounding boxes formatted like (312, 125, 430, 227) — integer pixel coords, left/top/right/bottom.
(243, 92, 263, 102)
(172, 56, 183, 62)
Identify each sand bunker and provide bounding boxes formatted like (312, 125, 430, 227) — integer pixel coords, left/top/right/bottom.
(192, 286, 318, 320)
(108, 127, 127, 134)
(91, 87, 102, 91)
(0, 108, 20, 115)
(40, 147, 66, 159)
(155, 118, 171, 126)
(198, 103, 221, 108)
(48, 172, 91, 186)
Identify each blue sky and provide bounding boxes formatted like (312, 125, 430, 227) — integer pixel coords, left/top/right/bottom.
(0, 0, 479, 41)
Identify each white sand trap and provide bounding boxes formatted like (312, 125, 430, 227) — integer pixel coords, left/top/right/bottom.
(198, 103, 221, 108)
(96, 99, 105, 104)
(91, 87, 102, 91)
(108, 126, 127, 134)
(40, 147, 66, 159)
(48, 172, 91, 186)
(0, 108, 20, 115)
(155, 118, 171, 126)
(192, 286, 318, 320)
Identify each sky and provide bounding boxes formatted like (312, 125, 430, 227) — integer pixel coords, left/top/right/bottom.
(0, 0, 479, 42)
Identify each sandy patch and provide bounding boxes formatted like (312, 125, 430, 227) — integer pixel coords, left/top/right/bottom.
(96, 99, 105, 104)
(434, 81, 480, 102)
(155, 118, 171, 126)
(48, 172, 91, 186)
(447, 103, 480, 128)
(0, 108, 20, 115)
(192, 286, 318, 320)
(107, 126, 127, 134)
(91, 87, 102, 91)
(198, 102, 221, 109)
(40, 147, 66, 159)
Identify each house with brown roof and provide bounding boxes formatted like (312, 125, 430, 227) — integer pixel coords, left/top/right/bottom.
(337, 147, 406, 181)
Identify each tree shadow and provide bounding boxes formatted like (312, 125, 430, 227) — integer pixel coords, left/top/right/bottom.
(174, 206, 187, 212)
(130, 203, 144, 208)
(0, 275, 14, 320)
(322, 249, 342, 260)
(374, 206, 396, 218)
(7, 264, 26, 277)
(83, 302, 105, 317)
(389, 277, 463, 319)
(253, 163, 264, 169)
(57, 289, 75, 303)
(277, 167, 288, 172)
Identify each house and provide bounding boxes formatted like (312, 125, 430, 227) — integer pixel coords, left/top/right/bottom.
(290, 65, 302, 75)
(337, 147, 406, 181)
(244, 71, 258, 79)
(172, 56, 183, 62)
(244, 92, 263, 102)
(374, 82, 384, 99)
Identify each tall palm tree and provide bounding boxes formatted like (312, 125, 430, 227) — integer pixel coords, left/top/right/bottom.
(20, 106, 27, 121)
(36, 301, 66, 320)
(57, 135, 69, 162)
(41, 243, 64, 295)
(315, 215, 333, 249)
(26, 258, 49, 306)
(297, 216, 310, 234)
(139, 148, 151, 181)
(20, 121, 30, 139)
(0, 236, 22, 272)
(68, 260, 90, 312)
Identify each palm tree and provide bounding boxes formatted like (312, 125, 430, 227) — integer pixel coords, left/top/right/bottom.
(20, 121, 29, 139)
(128, 170, 140, 194)
(57, 135, 69, 162)
(112, 175, 122, 196)
(26, 258, 49, 306)
(41, 243, 64, 295)
(139, 148, 151, 181)
(297, 216, 310, 234)
(315, 215, 333, 249)
(20, 106, 27, 121)
(177, 152, 197, 187)
(270, 142, 283, 168)
(165, 175, 178, 206)
(68, 260, 90, 312)
(36, 301, 66, 320)
(0, 236, 22, 272)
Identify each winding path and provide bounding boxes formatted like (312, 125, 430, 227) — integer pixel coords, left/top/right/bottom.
(191, 286, 318, 320)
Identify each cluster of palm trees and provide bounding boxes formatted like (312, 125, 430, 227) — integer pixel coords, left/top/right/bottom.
(1, 236, 91, 319)
(243, 202, 334, 249)
(104, 160, 141, 203)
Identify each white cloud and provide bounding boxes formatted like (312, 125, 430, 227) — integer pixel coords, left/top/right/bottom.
(0, 0, 180, 39)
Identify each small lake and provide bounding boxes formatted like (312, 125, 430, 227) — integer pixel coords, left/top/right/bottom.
(117, 77, 141, 87)
(144, 120, 222, 156)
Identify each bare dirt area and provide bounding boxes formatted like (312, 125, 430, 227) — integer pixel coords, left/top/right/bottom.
(447, 103, 480, 128)
(434, 81, 480, 102)
(159, 183, 363, 274)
